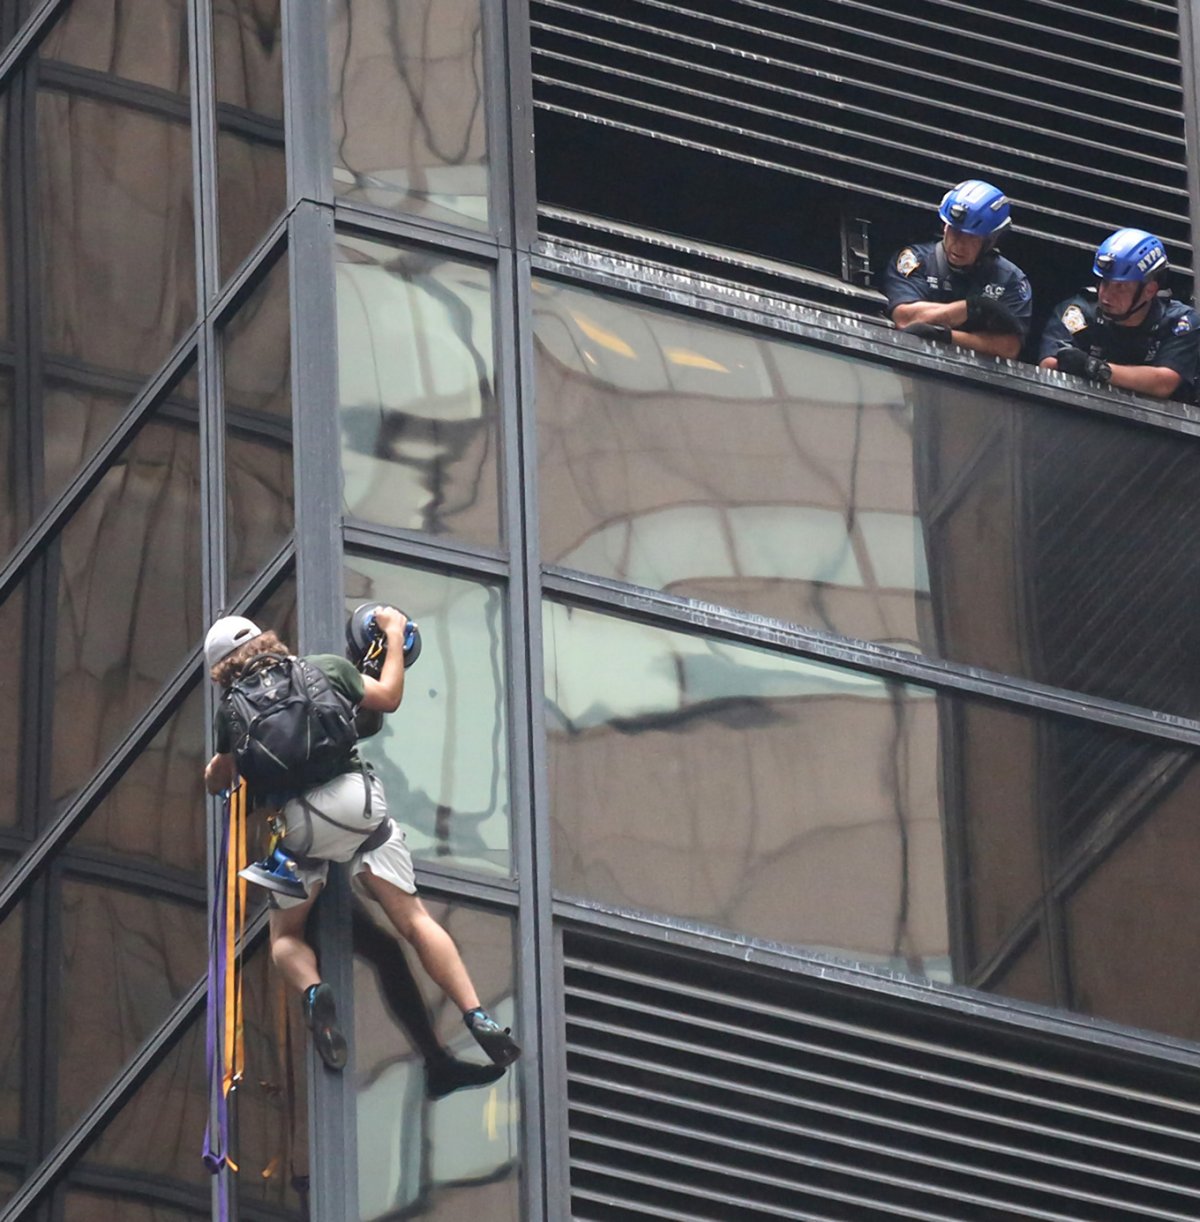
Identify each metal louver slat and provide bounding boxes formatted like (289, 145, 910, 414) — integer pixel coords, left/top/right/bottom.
(532, 0, 1191, 294)
(564, 927, 1200, 1220)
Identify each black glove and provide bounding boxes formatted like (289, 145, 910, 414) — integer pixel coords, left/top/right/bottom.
(902, 322, 952, 343)
(1054, 345, 1111, 384)
(965, 294, 1022, 335)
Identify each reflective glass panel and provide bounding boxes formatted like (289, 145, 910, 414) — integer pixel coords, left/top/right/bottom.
(330, 0, 489, 229)
(38, 90, 194, 379)
(224, 256, 292, 602)
(0, 583, 22, 829)
(234, 944, 309, 1220)
(345, 555, 509, 875)
(534, 281, 1200, 719)
(82, 1016, 210, 1192)
(39, 0, 190, 91)
(72, 685, 207, 884)
(338, 236, 500, 546)
(544, 601, 1200, 1041)
(212, 0, 286, 281)
(0, 375, 14, 553)
(50, 415, 202, 811)
(62, 1195, 209, 1222)
(0, 902, 22, 1141)
(56, 880, 206, 1138)
(355, 899, 519, 1220)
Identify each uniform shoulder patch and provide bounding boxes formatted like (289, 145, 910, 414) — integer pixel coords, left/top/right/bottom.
(895, 248, 921, 277)
(1062, 304, 1087, 334)
(1015, 277, 1032, 302)
(1173, 315, 1193, 335)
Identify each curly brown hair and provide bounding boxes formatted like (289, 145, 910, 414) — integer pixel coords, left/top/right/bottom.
(210, 630, 290, 688)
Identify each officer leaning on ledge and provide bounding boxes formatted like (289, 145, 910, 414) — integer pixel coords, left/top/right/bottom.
(1038, 228, 1200, 402)
(880, 178, 1032, 361)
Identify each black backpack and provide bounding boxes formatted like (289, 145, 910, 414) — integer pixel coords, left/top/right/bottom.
(221, 654, 358, 792)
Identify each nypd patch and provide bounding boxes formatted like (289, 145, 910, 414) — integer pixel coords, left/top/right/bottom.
(1174, 316, 1193, 335)
(1062, 305, 1087, 334)
(895, 248, 920, 277)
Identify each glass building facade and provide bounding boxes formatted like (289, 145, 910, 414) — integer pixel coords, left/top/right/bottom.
(3, 1, 1200, 1219)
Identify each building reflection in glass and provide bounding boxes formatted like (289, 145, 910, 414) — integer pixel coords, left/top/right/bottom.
(330, 0, 489, 229)
(354, 898, 520, 1220)
(545, 602, 1200, 1043)
(344, 554, 510, 876)
(337, 236, 501, 547)
(534, 280, 1200, 720)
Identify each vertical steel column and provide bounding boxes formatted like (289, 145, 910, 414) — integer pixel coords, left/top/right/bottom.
(495, 1, 570, 1216)
(280, 2, 354, 1219)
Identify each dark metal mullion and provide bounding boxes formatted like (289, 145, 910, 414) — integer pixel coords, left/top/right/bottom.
(36, 61, 191, 123)
(540, 0, 1188, 129)
(542, 569, 1200, 748)
(533, 71, 1190, 231)
(281, 0, 353, 1215)
(0, 919, 269, 1221)
(55, 852, 207, 908)
(343, 521, 507, 578)
(530, 252, 1200, 435)
(332, 201, 501, 261)
(0, 0, 67, 95)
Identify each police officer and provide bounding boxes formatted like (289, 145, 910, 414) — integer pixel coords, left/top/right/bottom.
(881, 179, 1032, 360)
(1038, 228, 1199, 401)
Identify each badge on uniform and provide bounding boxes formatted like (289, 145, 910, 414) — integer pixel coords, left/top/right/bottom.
(895, 248, 920, 277)
(1062, 305, 1087, 334)
(1174, 316, 1192, 335)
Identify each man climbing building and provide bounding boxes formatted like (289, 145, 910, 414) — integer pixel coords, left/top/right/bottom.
(202, 608, 520, 1081)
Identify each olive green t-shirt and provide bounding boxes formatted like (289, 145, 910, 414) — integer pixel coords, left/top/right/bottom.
(214, 653, 365, 777)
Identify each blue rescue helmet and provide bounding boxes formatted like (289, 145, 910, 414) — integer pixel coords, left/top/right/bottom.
(1093, 228, 1168, 282)
(938, 180, 1012, 238)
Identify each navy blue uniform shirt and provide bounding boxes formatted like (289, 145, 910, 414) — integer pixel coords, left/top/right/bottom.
(880, 240, 1033, 338)
(1038, 290, 1200, 399)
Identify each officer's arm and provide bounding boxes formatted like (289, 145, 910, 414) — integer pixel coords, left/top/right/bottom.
(950, 330, 1021, 360)
(205, 752, 235, 795)
(1106, 363, 1182, 399)
(892, 299, 968, 329)
(360, 608, 409, 713)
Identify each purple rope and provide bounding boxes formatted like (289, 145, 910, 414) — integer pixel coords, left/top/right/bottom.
(202, 799, 231, 1221)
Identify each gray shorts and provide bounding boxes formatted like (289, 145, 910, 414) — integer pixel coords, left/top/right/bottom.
(274, 768, 416, 908)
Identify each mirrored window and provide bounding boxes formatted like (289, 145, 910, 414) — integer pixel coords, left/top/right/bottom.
(534, 281, 1200, 719)
(0, 583, 22, 829)
(544, 601, 1200, 1042)
(56, 880, 207, 1139)
(212, 0, 286, 282)
(234, 944, 310, 1220)
(72, 685, 207, 884)
(223, 256, 292, 603)
(50, 414, 202, 812)
(330, 0, 489, 229)
(345, 555, 510, 876)
(0, 375, 14, 553)
(354, 898, 519, 1220)
(78, 1016, 211, 1196)
(338, 236, 500, 547)
(0, 901, 22, 1143)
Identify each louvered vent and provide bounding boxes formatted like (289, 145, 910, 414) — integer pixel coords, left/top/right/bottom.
(532, 0, 1190, 298)
(564, 927, 1200, 1220)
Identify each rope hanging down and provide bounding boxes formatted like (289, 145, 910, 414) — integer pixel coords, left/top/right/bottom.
(204, 780, 248, 1206)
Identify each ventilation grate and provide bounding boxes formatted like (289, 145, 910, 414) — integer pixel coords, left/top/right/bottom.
(532, 0, 1190, 299)
(564, 927, 1200, 1221)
